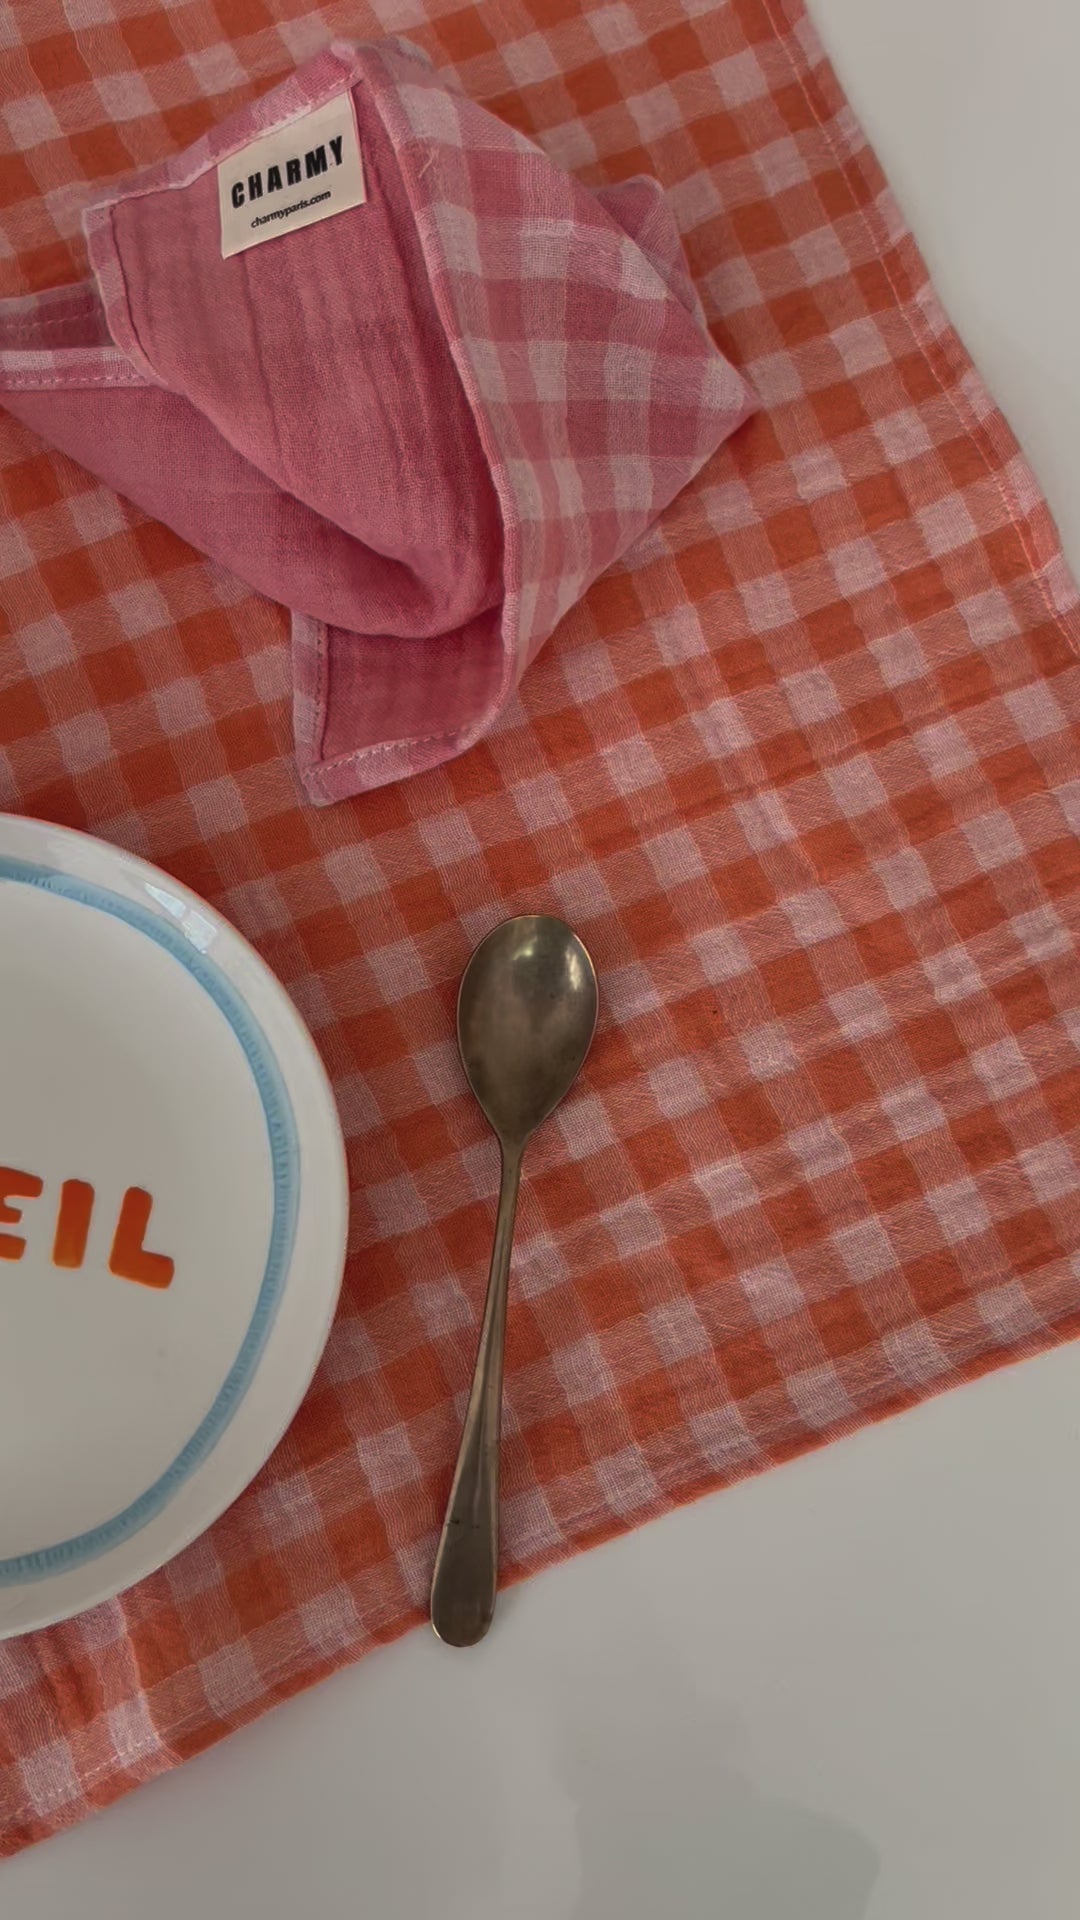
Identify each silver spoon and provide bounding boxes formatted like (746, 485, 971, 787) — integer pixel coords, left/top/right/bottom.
(430, 915, 599, 1647)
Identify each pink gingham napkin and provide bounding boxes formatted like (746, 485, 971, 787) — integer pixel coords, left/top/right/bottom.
(0, 37, 753, 802)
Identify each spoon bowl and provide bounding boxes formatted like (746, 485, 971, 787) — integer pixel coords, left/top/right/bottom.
(430, 915, 598, 1646)
(458, 916, 598, 1146)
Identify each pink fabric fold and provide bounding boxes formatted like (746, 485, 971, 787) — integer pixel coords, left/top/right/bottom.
(0, 38, 754, 801)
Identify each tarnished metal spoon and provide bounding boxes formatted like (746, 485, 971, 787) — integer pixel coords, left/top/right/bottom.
(430, 915, 599, 1647)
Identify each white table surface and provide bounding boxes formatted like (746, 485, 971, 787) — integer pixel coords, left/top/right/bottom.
(7, 1, 1080, 1912)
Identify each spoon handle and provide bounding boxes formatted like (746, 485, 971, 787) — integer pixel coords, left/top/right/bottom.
(430, 1144, 522, 1646)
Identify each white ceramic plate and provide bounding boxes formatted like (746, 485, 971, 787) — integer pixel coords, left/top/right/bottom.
(0, 815, 348, 1637)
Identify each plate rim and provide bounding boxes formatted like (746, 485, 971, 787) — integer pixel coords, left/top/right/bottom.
(0, 813, 349, 1637)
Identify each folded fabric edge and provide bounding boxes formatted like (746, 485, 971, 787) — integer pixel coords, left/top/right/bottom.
(291, 613, 492, 802)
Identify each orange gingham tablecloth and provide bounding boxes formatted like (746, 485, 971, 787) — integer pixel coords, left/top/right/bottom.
(4, 0, 1080, 1854)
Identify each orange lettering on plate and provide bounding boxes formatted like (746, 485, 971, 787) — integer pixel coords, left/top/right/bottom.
(53, 1179, 95, 1270)
(0, 1168, 44, 1262)
(109, 1187, 175, 1290)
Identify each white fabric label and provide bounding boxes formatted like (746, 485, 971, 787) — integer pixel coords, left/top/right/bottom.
(218, 93, 366, 259)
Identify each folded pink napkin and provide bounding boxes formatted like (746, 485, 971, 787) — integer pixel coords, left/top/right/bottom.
(0, 38, 752, 800)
